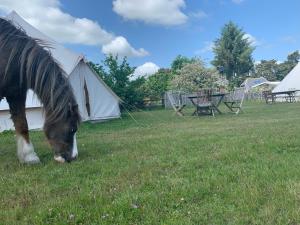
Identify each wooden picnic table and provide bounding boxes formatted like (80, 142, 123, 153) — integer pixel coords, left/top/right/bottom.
(268, 90, 300, 103)
(188, 93, 227, 115)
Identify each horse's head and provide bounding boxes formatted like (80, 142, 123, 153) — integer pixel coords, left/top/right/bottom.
(44, 104, 81, 163)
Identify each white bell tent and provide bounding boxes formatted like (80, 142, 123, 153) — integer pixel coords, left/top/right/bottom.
(0, 90, 44, 132)
(0, 11, 120, 132)
(272, 62, 300, 93)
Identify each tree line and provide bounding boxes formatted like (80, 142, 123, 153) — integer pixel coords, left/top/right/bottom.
(90, 22, 299, 109)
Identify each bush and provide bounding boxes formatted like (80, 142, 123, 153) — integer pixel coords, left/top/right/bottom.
(171, 60, 228, 92)
(89, 55, 146, 110)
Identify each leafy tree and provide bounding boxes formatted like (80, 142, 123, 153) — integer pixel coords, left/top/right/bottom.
(102, 55, 135, 99)
(276, 63, 291, 81)
(253, 51, 299, 81)
(142, 69, 173, 100)
(171, 55, 197, 72)
(287, 51, 300, 64)
(126, 77, 146, 108)
(212, 21, 254, 86)
(90, 55, 146, 109)
(171, 60, 227, 92)
(89, 62, 112, 86)
(254, 60, 278, 81)
(277, 51, 300, 80)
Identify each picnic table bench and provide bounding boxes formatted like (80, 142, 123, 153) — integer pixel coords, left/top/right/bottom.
(264, 90, 299, 104)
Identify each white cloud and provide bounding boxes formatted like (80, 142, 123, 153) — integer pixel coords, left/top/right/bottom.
(113, 0, 188, 26)
(243, 33, 261, 47)
(0, 0, 148, 57)
(196, 41, 215, 55)
(102, 36, 149, 57)
(132, 62, 160, 80)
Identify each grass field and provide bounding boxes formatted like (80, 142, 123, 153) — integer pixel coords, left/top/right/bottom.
(1, 102, 300, 224)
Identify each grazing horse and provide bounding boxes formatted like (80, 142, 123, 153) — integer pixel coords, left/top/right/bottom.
(0, 18, 81, 163)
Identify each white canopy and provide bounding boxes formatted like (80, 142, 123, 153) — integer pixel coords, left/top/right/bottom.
(241, 77, 268, 91)
(272, 62, 300, 93)
(251, 81, 280, 89)
(0, 11, 121, 132)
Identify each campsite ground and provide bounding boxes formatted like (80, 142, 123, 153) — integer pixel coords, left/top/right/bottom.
(1, 102, 300, 224)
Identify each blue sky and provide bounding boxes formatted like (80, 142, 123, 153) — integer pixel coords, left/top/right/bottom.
(0, 0, 299, 77)
(62, 0, 300, 66)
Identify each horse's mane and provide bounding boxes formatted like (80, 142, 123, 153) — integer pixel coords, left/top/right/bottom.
(0, 18, 80, 125)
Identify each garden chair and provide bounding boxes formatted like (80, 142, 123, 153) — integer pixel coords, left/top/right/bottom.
(223, 87, 246, 114)
(195, 89, 215, 117)
(166, 91, 186, 116)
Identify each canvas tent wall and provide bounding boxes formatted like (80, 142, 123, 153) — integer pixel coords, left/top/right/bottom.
(69, 61, 120, 121)
(272, 62, 300, 93)
(0, 11, 120, 131)
(0, 90, 44, 132)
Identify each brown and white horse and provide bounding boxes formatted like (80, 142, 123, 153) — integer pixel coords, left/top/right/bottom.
(0, 18, 81, 163)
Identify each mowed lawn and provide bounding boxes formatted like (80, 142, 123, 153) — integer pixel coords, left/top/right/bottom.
(1, 102, 300, 224)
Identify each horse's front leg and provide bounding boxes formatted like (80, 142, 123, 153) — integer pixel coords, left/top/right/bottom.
(6, 95, 40, 164)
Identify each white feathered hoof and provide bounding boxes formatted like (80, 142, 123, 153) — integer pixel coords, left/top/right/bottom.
(19, 152, 40, 164)
(16, 135, 40, 164)
(54, 155, 66, 163)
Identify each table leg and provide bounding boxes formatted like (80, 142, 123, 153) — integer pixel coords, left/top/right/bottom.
(192, 108, 198, 116)
(224, 102, 235, 112)
(176, 105, 186, 116)
(212, 104, 222, 114)
(212, 95, 224, 114)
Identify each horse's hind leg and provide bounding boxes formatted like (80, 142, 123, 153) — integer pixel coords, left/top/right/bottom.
(6, 95, 40, 164)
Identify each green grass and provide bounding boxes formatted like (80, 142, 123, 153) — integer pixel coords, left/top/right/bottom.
(1, 102, 300, 224)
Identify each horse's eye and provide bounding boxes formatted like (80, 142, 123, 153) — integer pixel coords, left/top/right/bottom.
(70, 128, 75, 133)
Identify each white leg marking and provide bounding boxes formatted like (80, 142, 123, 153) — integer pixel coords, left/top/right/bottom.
(17, 134, 40, 164)
(71, 133, 78, 158)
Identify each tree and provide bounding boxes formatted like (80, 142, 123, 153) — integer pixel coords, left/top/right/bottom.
(287, 51, 300, 64)
(126, 77, 146, 108)
(89, 62, 113, 87)
(171, 55, 197, 72)
(212, 22, 254, 86)
(171, 60, 227, 93)
(102, 55, 135, 100)
(142, 69, 173, 100)
(254, 60, 278, 81)
(277, 51, 300, 80)
(90, 55, 147, 109)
